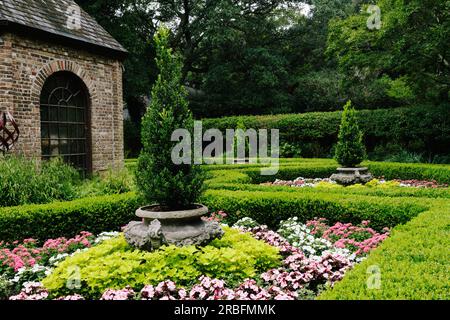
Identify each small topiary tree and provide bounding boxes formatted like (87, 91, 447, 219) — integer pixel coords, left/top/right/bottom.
(334, 101, 366, 167)
(136, 28, 204, 210)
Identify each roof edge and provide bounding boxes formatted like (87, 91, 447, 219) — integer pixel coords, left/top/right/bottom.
(0, 20, 128, 61)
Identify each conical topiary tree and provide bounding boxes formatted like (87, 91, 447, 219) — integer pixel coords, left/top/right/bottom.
(136, 27, 204, 210)
(334, 101, 366, 167)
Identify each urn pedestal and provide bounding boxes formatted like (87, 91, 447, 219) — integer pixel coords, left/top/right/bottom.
(124, 204, 224, 251)
(330, 167, 373, 186)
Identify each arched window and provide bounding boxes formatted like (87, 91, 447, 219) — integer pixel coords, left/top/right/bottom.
(40, 71, 91, 172)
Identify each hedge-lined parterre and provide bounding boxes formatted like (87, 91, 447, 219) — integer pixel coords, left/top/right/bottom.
(1, 158, 449, 299)
(317, 201, 450, 300)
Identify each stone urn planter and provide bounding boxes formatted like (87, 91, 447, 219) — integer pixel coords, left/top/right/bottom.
(330, 167, 373, 186)
(124, 204, 224, 251)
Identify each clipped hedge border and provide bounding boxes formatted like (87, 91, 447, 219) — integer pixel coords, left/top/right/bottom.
(368, 162, 450, 184)
(205, 159, 450, 184)
(318, 202, 450, 300)
(0, 192, 142, 242)
(201, 189, 429, 231)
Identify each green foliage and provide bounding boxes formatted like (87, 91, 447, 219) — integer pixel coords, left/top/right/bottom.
(368, 162, 450, 184)
(136, 28, 204, 209)
(0, 276, 12, 300)
(123, 119, 142, 158)
(201, 160, 450, 299)
(293, 70, 344, 113)
(0, 192, 141, 242)
(384, 151, 424, 164)
(77, 169, 135, 198)
(203, 105, 450, 160)
(280, 142, 302, 158)
(327, 0, 450, 104)
(334, 101, 366, 167)
(432, 155, 450, 165)
(318, 203, 450, 300)
(76, 0, 157, 123)
(42, 227, 281, 298)
(0, 156, 80, 207)
(206, 170, 252, 186)
(234, 119, 251, 158)
(79, 0, 449, 119)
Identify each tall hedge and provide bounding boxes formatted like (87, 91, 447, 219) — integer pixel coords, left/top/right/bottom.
(202, 105, 450, 159)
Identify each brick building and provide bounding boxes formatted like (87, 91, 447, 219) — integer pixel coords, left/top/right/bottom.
(0, 0, 127, 173)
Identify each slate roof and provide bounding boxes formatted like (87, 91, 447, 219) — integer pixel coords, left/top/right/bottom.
(0, 0, 127, 58)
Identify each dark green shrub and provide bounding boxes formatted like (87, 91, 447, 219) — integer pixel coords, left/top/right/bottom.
(234, 119, 252, 158)
(432, 154, 450, 164)
(280, 142, 302, 158)
(0, 156, 79, 207)
(123, 119, 142, 159)
(335, 101, 366, 167)
(0, 192, 142, 241)
(136, 28, 204, 209)
(384, 150, 424, 163)
(43, 227, 281, 298)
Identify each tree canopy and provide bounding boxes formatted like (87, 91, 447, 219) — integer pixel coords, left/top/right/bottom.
(76, 0, 449, 121)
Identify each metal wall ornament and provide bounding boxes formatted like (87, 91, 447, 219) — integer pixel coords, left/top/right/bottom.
(0, 111, 20, 153)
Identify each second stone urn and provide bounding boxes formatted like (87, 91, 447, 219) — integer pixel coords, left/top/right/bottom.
(124, 204, 224, 251)
(330, 167, 373, 186)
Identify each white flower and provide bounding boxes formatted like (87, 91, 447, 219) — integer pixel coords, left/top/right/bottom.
(94, 231, 121, 244)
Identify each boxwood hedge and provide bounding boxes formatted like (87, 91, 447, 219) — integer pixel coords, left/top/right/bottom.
(201, 189, 428, 230)
(1, 158, 449, 300)
(0, 192, 142, 242)
(318, 202, 450, 300)
(203, 106, 450, 159)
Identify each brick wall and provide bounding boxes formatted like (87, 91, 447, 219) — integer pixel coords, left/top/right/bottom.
(0, 32, 124, 172)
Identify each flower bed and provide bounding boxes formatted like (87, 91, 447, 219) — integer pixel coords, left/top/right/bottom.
(262, 177, 448, 188)
(0, 231, 119, 299)
(1, 215, 390, 300)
